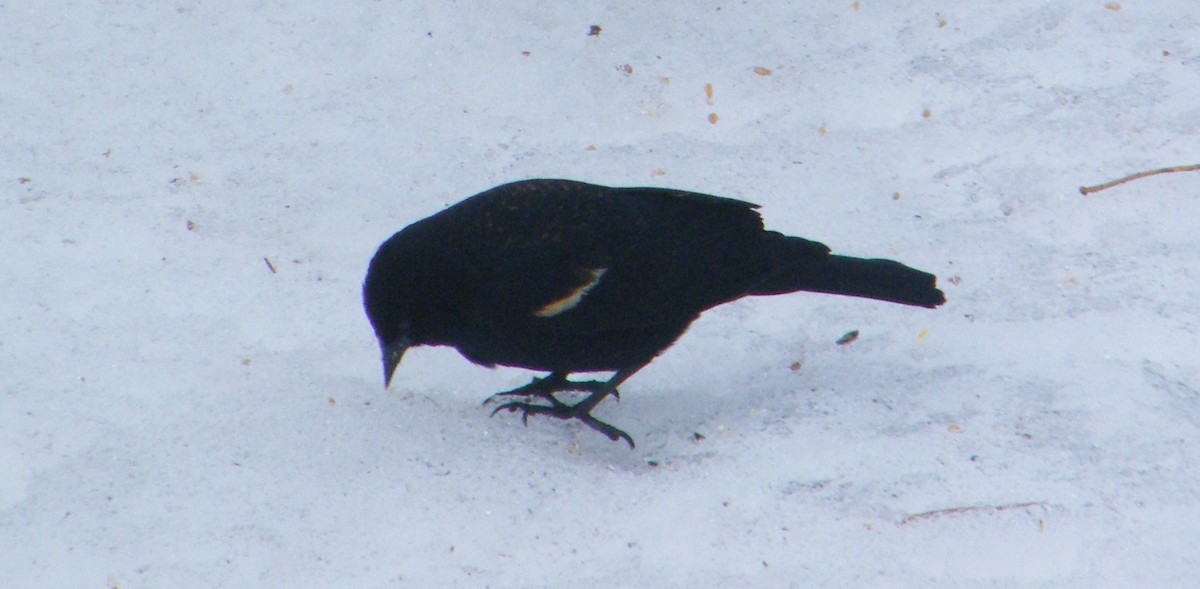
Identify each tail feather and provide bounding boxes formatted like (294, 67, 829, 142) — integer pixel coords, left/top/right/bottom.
(751, 234, 945, 308)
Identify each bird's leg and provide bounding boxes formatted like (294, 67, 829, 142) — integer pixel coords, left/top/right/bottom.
(482, 372, 622, 407)
(488, 365, 645, 448)
(482, 372, 572, 408)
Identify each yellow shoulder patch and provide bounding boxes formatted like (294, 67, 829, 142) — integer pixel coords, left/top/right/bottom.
(534, 268, 608, 318)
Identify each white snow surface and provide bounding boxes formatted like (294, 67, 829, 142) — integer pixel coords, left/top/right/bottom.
(3, 2, 1199, 587)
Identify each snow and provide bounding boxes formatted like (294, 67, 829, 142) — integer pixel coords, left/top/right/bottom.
(3, 1, 1198, 587)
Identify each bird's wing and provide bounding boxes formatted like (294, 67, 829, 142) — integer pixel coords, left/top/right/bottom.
(468, 181, 772, 334)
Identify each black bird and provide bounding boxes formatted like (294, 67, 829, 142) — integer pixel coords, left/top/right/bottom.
(364, 179, 945, 447)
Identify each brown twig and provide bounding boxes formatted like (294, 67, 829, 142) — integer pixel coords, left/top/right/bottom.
(1079, 164, 1200, 195)
(901, 501, 1046, 524)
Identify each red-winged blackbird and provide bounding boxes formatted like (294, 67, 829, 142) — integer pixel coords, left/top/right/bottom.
(364, 179, 945, 447)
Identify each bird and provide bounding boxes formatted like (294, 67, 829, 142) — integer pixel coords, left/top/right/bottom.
(364, 179, 945, 447)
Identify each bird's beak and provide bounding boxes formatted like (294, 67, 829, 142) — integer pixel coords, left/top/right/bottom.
(381, 336, 413, 388)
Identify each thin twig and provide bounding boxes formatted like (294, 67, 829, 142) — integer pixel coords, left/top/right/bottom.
(1079, 164, 1200, 195)
(263, 257, 277, 274)
(901, 501, 1046, 524)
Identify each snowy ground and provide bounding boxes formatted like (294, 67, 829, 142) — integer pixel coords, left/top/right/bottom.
(3, 2, 1199, 587)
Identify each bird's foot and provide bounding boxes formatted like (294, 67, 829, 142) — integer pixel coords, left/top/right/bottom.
(481, 376, 569, 409)
(482, 374, 617, 407)
(490, 400, 635, 449)
(484, 372, 635, 447)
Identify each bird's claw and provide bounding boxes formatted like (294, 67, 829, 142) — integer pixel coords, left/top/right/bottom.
(482, 388, 564, 408)
(488, 400, 635, 449)
(489, 400, 553, 424)
(482, 375, 616, 406)
(482, 375, 566, 406)
(581, 416, 635, 448)
(483, 372, 634, 447)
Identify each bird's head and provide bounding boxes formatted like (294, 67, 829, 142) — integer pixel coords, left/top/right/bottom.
(363, 225, 466, 388)
(363, 229, 421, 388)
(363, 263, 421, 388)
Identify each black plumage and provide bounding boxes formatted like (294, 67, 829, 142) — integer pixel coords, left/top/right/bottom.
(364, 179, 945, 447)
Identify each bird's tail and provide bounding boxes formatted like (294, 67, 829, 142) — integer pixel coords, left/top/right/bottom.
(750, 233, 946, 308)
